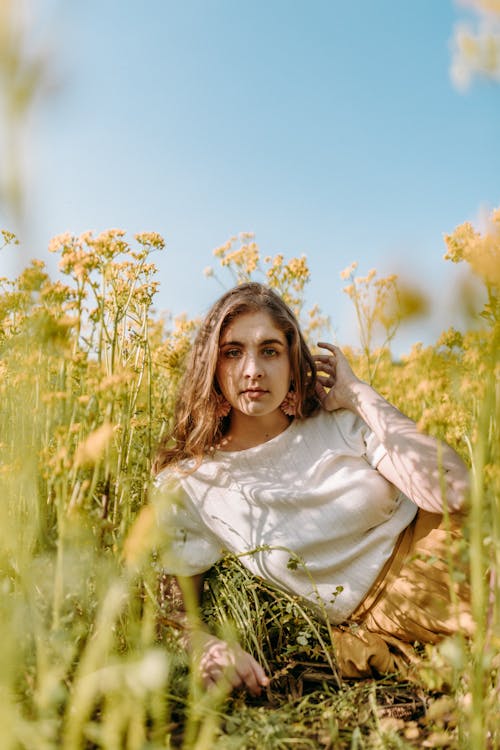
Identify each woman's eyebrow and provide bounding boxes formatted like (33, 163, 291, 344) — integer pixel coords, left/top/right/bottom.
(219, 339, 244, 348)
(260, 338, 286, 346)
(219, 337, 286, 347)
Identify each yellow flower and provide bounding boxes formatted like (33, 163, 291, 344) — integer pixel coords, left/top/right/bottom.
(74, 423, 115, 466)
(340, 261, 358, 280)
(444, 208, 500, 287)
(48, 232, 74, 253)
(1, 229, 18, 246)
(123, 505, 157, 566)
(135, 232, 166, 250)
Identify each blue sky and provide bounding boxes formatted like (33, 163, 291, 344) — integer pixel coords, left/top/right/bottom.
(3, 0, 500, 353)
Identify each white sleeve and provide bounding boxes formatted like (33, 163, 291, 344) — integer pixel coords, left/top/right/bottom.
(331, 409, 387, 468)
(151, 470, 223, 577)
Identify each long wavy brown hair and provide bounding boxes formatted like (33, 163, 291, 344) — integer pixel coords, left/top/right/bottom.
(153, 282, 320, 473)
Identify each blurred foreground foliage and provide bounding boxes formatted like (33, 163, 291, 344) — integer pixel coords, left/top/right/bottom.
(0, 214, 499, 748)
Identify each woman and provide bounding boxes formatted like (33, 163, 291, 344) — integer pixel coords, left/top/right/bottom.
(152, 282, 472, 694)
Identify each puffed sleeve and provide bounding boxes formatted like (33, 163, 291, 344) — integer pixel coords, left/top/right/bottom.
(331, 409, 388, 468)
(151, 470, 223, 577)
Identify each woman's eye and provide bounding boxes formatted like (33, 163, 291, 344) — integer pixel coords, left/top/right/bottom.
(224, 349, 241, 358)
(262, 347, 278, 357)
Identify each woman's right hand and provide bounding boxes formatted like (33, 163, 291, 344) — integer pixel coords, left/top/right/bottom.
(195, 632, 269, 696)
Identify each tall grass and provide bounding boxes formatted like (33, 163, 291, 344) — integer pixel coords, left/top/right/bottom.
(0, 219, 499, 748)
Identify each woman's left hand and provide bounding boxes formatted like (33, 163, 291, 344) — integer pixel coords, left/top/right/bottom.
(314, 343, 469, 513)
(314, 343, 364, 412)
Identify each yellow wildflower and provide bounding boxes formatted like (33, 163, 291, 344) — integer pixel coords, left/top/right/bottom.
(340, 261, 358, 280)
(135, 232, 166, 250)
(444, 207, 500, 286)
(74, 422, 115, 467)
(48, 232, 74, 253)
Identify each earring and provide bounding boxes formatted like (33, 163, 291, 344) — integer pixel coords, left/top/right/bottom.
(280, 390, 298, 417)
(215, 392, 231, 419)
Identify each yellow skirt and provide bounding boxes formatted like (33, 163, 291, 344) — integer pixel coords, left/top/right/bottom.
(330, 509, 474, 679)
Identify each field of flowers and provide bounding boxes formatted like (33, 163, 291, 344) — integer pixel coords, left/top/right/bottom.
(0, 210, 498, 749)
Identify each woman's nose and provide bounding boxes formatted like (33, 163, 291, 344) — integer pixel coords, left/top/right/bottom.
(243, 353, 263, 378)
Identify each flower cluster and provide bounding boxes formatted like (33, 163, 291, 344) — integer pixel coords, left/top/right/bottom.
(444, 206, 500, 288)
(213, 232, 260, 280)
(210, 233, 328, 339)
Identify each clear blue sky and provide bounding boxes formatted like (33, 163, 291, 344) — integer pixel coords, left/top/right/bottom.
(4, 0, 500, 353)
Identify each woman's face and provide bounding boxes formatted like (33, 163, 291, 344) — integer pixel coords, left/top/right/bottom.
(216, 310, 291, 418)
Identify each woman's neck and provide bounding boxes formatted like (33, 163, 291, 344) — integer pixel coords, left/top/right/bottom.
(219, 410, 291, 452)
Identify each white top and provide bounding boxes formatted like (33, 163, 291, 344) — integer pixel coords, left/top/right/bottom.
(152, 409, 417, 624)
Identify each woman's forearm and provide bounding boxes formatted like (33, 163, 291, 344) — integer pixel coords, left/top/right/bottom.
(349, 381, 469, 513)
